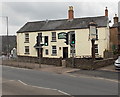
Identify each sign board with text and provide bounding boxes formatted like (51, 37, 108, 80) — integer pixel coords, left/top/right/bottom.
(58, 32, 67, 39)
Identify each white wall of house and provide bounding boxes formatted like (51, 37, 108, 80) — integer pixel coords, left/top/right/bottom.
(17, 27, 109, 58)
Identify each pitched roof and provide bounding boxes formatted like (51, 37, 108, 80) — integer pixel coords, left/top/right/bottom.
(112, 22, 120, 28)
(17, 16, 108, 33)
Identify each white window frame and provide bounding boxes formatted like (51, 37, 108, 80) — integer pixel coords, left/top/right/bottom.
(94, 44, 98, 54)
(52, 46, 57, 56)
(25, 46, 29, 54)
(51, 32, 56, 42)
(25, 33, 29, 43)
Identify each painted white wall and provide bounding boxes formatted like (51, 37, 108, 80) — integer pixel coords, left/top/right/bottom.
(17, 27, 109, 58)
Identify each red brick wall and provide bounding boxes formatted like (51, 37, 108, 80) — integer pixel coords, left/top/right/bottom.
(110, 27, 118, 51)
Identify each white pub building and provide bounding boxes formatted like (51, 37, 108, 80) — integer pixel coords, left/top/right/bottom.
(17, 6, 110, 59)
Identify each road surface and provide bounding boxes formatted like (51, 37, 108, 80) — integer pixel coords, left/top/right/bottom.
(2, 66, 119, 96)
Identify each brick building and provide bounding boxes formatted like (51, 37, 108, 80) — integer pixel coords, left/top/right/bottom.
(110, 14, 120, 54)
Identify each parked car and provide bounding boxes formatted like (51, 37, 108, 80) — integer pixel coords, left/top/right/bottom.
(114, 56, 120, 69)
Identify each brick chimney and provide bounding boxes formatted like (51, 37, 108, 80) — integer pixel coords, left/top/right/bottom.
(68, 6, 74, 20)
(105, 7, 108, 16)
(113, 14, 119, 24)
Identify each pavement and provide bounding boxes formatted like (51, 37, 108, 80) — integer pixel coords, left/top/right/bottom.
(37, 64, 120, 81)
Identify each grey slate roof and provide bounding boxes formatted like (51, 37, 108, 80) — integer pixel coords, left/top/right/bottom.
(112, 22, 120, 28)
(17, 16, 108, 33)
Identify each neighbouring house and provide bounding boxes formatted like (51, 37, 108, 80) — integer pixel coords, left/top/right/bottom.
(0, 35, 16, 55)
(17, 6, 110, 59)
(110, 14, 120, 54)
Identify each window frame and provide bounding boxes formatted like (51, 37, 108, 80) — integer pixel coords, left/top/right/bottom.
(94, 44, 98, 54)
(24, 46, 29, 54)
(51, 32, 56, 42)
(45, 49, 49, 55)
(52, 46, 57, 56)
(25, 33, 29, 43)
(118, 34, 120, 40)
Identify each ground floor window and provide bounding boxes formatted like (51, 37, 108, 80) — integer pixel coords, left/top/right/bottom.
(118, 45, 120, 53)
(25, 46, 29, 54)
(45, 49, 49, 55)
(52, 46, 57, 56)
(94, 44, 98, 54)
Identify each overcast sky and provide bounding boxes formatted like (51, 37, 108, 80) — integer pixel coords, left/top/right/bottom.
(0, 1, 120, 35)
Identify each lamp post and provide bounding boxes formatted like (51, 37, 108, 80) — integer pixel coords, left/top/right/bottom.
(1, 16, 9, 59)
(88, 21, 97, 60)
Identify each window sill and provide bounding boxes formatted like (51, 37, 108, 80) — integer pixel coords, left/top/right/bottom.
(24, 53, 30, 54)
(51, 54, 57, 56)
(24, 42, 29, 43)
(51, 41, 57, 42)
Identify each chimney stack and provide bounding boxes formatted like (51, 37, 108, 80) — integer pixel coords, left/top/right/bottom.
(105, 7, 108, 16)
(68, 6, 74, 20)
(113, 14, 119, 24)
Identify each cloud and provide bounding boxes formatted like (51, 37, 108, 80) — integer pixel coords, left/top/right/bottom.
(1, 2, 119, 35)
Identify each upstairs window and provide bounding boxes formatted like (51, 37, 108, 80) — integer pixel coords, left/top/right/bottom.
(25, 33, 29, 43)
(96, 29, 98, 40)
(51, 32, 56, 42)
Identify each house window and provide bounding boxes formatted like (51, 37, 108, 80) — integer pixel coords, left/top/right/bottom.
(45, 49, 49, 55)
(51, 32, 56, 42)
(94, 44, 98, 54)
(118, 45, 120, 53)
(96, 29, 98, 40)
(25, 46, 29, 54)
(52, 46, 57, 55)
(118, 34, 120, 40)
(25, 33, 29, 43)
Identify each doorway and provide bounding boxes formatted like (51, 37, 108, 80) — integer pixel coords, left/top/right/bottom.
(63, 47, 68, 59)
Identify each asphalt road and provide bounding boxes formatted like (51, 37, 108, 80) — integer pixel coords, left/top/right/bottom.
(2, 66, 119, 96)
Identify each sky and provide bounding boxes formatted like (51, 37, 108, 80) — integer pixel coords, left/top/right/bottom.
(0, 1, 120, 35)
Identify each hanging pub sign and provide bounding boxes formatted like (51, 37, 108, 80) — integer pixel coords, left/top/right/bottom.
(89, 22, 97, 40)
(89, 26, 97, 40)
(58, 32, 67, 39)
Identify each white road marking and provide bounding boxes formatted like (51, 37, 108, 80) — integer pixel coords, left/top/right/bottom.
(18, 80, 71, 96)
(18, 80, 28, 86)
(58, 90, 72, 96)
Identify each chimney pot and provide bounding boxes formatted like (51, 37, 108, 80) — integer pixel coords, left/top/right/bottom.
(105, 7, 108, 16)
(113, 14, 119, 24)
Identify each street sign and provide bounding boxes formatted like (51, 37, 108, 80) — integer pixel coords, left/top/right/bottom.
(58, 32, 67, 39)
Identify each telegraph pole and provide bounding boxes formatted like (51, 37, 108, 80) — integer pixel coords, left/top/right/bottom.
(6, 16, 9, 59)
(1, 16, 9, 59)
